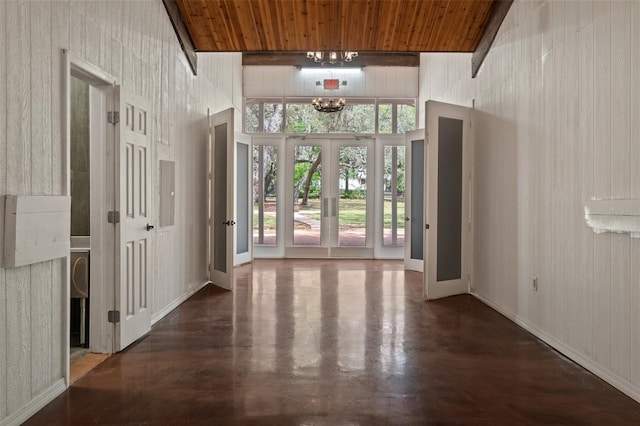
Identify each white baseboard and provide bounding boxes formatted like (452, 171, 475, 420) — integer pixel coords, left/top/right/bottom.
(151, 279, 210, 325)
(472, 291, 640, 404)
(1, 378, 66, 426)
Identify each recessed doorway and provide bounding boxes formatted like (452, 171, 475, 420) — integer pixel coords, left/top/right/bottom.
(252, 135, 406, 260)
(64, 51, 117, 384)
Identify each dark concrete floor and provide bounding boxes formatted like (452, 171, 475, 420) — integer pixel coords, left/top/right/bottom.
(26, 259, 640, 425)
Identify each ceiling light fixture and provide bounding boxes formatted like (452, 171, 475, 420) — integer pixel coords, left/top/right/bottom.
(312, 98, 345, 113)
(306, 51, 358, 66)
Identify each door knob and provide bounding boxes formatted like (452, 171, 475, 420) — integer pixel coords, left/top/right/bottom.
(146, 224, 155, 231)
(222, 220, 236, 226)
(405, 217, 410, 221)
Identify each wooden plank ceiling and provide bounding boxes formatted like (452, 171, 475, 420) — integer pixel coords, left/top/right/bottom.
(176, 0, 497, 56)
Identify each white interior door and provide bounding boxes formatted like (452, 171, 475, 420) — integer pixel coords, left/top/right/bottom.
(404, 129, 425, 272)
(115, 86, 152, 351)
(209, 108, 235, 290)
(424, 100, 472, 300)
(234, 132, 252, 265)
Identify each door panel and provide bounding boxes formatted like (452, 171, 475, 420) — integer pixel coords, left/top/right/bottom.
(291, 143, 324, 247)
(235, 132, 252, 265)
(404, 129, 425, 272)
(116, 87, 152, 351)
(209, 108, 235, 290)
(331, 140, 373, 257)
(374, 137, 406, 259)
(337, 145, 368, 247)
(382, 145, 405, 247)
(425, 101, 471, 300)
(252, 137, 285, 258)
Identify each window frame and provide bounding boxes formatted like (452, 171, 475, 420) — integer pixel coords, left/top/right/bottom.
(244, 97, 416, 135)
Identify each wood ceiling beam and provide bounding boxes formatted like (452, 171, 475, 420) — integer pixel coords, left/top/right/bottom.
(242, 52, 420, 68)
(163, 0, 198, 75)
(472, 0, 514, 78)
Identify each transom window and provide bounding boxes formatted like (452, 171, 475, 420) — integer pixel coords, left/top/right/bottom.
(245, 97, 416, 135)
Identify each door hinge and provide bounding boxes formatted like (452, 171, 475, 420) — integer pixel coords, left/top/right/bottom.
(107, 111, 120, 125)
(108, 310, 121, 323)
(107, 211, 120, 224)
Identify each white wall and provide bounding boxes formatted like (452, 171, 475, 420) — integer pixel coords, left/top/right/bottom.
(244, 66, 418, 98)
(0, 1, 241, 424)
(420, 0, 640, 402)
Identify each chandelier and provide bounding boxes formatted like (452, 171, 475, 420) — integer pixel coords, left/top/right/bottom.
(306, 51, 358, 66)
(312, 98, 345, 113)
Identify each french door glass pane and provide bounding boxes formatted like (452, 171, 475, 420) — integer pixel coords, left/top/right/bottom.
(293, 146, 322, 245)
(383, 146, 405, 246)
(410, 139, 424, 260)
(253, 145, 278, 246)
(437, 117, 463, 281)
(397, 103, 417, 134)
(338, 146, 367, 247)
(237, 143, 249, 254)
(213, 123, 228, 272)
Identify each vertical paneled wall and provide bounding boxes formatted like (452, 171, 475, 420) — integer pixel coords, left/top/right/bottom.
(244, 66, 419, 98)
(419, 0, 640, 401)
(0, 1, 241, 423)
(0, 0, 7, 418)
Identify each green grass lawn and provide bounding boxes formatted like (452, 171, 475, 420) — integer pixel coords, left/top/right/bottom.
(254, 198, 405, 229)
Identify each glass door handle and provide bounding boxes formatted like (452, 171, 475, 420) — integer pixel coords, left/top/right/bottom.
(331, 198, 337, 217)
(323, 198, 329, 217)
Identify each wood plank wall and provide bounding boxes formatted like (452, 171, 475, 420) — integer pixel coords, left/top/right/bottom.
(244, 66, 419, 98)
(419, 0, 640, 402)
(0, 0, 6, 419)
(0, 1, 241, 422)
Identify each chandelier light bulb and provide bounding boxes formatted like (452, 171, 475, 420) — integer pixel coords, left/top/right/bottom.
(312, 98, 346, 113)
(304, 51, 359, 67)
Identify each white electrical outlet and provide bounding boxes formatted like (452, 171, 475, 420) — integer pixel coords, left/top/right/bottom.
(533, 276, 538, 291)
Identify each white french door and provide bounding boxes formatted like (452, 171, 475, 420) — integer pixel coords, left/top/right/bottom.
(374, 136, 406, 259)
(404, 129, 426, 272)
(115, 86, 152, 351)
(424, 101, 472, 300)
(209, 108, 235, 290)
(234, 132, 252, 265)
(284, 138, 374, 258)
(252, 137, 285, 258)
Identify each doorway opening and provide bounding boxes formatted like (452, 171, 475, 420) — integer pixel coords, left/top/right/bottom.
(252, 136, 406, 259)
(69, 75, 91, 367)
(65, 51, 117, 384)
